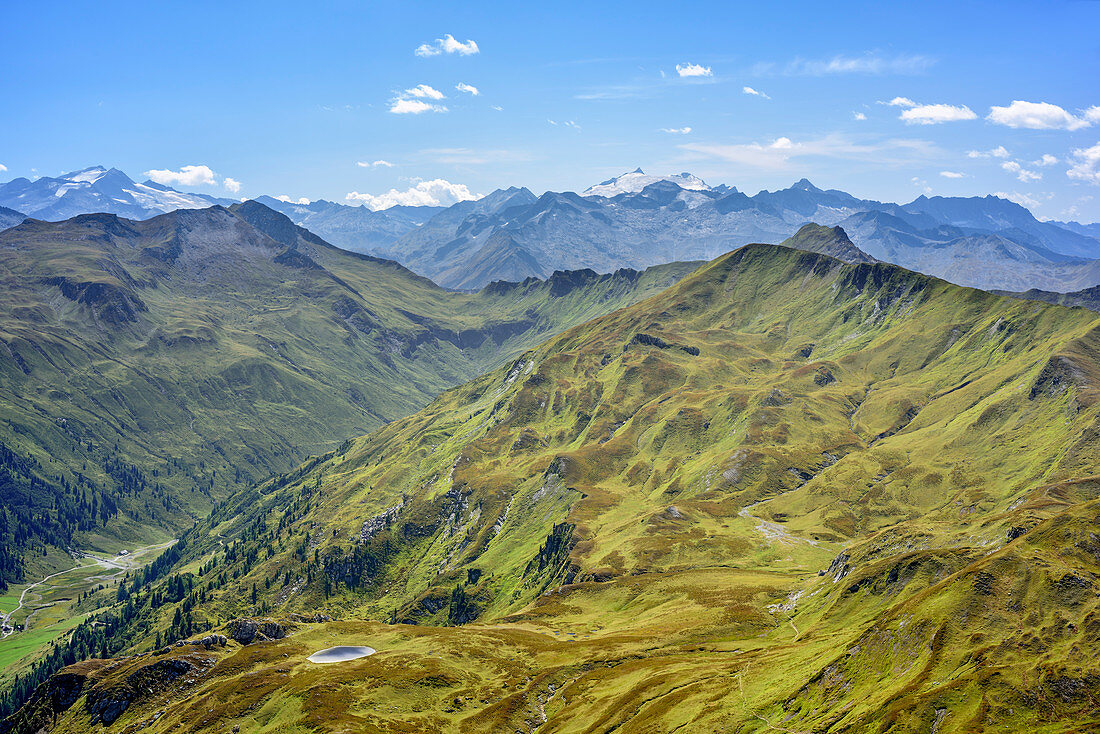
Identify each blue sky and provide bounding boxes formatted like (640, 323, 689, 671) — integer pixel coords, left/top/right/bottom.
(2, 0, 1099, 220)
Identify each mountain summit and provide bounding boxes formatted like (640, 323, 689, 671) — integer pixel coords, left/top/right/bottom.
(0, 166, 235, 221)
(582, 169, 710, 197)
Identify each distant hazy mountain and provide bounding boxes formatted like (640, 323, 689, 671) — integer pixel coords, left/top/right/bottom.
(372, 172, 1100, 292)
(838, 208, 1100, 292)
(254, 195, 444, 253)
(1051, 220, 1100, 241)
(583, 168, 710, 197)
(0, 205, 25, 230)
(10, 166, 1099, 293)
(0, 166, 235, 221)
(995, 283, 1100, 312)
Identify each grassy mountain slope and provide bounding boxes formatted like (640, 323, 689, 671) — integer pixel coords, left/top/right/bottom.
(0, 203, 700, 578)
(20, 243, 1100, 732)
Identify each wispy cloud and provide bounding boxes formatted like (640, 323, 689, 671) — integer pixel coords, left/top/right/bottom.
(275, 194, 311, 205)
(390, 85, 447, 114)
(346, 179, 480, 210)
(404, 84, 445, 100)
(676, 63, 712, 77)
(900, 103, 977, 125)
(660, 127, 692, 134)
(390, 98, 447, 114)
(757, 53, 934, 76)
(679, 133, 939, 171)
(415, 34, 479, 57)
(455, 83, 480, 96)
(967, 146, 1010, 159)
(548, 119, 580, 129)
(1067, 142, 1100, 185)
(939, 171, 965, 179)
(853, 112, 867, 121)
(0, 164, 6, 173)
(988, 100, 1100, 130)
(357, 160, 395, 168)
(144, 164, 217, 187)
(742, 86, 770, 99)
(1002, 160, 1042, 182)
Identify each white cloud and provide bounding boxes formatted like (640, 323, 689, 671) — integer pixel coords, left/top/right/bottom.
(1034, 154, 1058, 167)
(853, 112, 867, 121)
(345, 179, 480, 210)
(455, 83, 480, 96)
(988, 100, 1096, 130)
(390, 85, 448, 114)
(885, 97, 917, 108)
(742, 86, 770, 99)
(275, 195, 311, 205)
(1067, 142, 1100, 185)
(223, 177, 241, 193)
(390, 98, 447, 115)
(967, 145, 1010, 159)
(356, 160, 395, 168)
(939, 171, 966, 178)
(676, 63, 712, 77)
(660, 127, 692, 134)
(491, 105, 503, 111)
(405, 84, 445, 100)
(911, 176, 932, 194)
(772, 54, 934, 76)
(144, 164, 217, 187)
(1002, 160, 1042, 182)
(0, 164, 6, 172)
(548, 120, 580, 129)
(899, 103, 977, 125)
(415, 34, 479, 57)
(993, 191, 1044, 209)
(679, 133, 938, 171)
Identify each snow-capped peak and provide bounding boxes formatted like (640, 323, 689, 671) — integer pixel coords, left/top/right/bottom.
(583, 169, 710, 197)
(62, 166, 111, 184)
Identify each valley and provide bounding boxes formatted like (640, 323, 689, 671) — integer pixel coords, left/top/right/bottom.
(7, 242, 1098, 731)
(4, 4, 1097, 730)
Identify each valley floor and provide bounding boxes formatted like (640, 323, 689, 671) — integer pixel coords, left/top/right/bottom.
(0, 541, 176, 684)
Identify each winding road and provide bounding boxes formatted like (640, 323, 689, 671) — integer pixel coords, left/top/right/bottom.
(0, 540, 176, 639)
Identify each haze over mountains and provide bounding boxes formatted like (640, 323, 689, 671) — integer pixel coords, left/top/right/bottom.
(4, 167, 1099, 294)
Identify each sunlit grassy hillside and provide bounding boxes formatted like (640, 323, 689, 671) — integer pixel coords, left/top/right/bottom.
(18, 243, 1099, 732)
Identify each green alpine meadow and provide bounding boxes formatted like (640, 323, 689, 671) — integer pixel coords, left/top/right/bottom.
(3, 1, 1099, 731)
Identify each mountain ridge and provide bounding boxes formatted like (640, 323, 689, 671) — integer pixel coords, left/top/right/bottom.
(12, 240, 1100, 732)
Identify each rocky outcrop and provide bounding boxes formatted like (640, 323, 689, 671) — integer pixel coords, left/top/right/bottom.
(225, 618, 289, 645)
(626, 333, 699, 356)
(85, 658, 195, 726)
(45, 276, 146, 325)
(1, 672, 86, 734)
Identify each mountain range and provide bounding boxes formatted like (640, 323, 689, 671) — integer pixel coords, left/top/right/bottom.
(0, 167, 236, 222)
(9, 240, 1100, 732)
(4, 167, 1100, 294)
